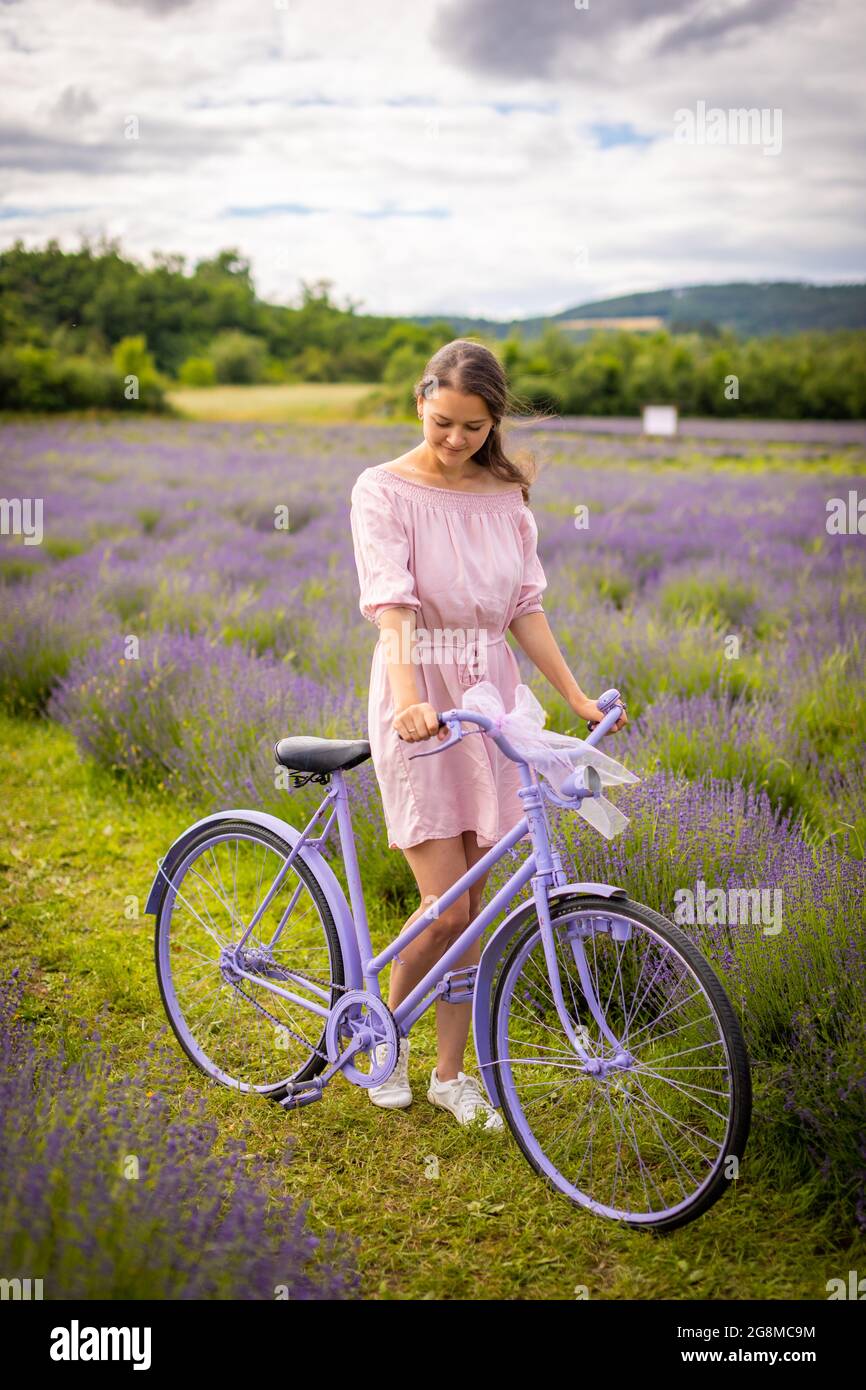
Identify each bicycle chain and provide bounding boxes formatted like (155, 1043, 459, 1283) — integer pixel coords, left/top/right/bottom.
(230, 965, 351, 1065)
(231, 979, 331, 1062)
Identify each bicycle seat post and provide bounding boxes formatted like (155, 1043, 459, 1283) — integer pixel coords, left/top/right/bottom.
(331, 769, 379, 1000)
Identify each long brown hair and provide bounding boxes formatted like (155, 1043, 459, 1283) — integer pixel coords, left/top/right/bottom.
(413, 338, 553, 504)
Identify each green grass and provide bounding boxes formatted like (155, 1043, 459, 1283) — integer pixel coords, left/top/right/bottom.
(1, 711, 860, 1300)
(166, 382, 381, 423)
(545, 440, 866, 475)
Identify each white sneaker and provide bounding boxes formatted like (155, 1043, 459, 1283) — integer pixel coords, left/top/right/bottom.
(427, 1067, 505, 1130)
(367, 1035, 412, 1109)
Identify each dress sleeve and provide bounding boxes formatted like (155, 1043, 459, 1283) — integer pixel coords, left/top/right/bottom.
(512, 505, 547, 620)
(350, 474, 423, 625)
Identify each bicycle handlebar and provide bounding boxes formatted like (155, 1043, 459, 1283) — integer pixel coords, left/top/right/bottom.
(584, 687, 624, 737)
(406, 687, 626, 802)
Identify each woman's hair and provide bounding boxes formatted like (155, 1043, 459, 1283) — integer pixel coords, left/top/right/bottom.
(413, 338, 554, 503)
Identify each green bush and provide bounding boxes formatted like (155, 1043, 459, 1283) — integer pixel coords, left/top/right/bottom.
(0, 344, 160, 411)
(208, 330, 267, 384)
(110, 336, 167, 407)
(511, 374, 567, 412)
(178, 355, 217, 387)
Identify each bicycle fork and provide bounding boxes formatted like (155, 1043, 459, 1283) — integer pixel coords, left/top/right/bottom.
(526, 773, 636, 1078)
(533, 884, 636, 1076)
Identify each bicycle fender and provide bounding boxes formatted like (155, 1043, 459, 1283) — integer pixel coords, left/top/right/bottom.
(473, 881, 628, 1108)
(143, 808, 364, 990)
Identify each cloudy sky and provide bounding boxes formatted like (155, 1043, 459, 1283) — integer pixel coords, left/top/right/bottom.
(1, 0, 864, 318)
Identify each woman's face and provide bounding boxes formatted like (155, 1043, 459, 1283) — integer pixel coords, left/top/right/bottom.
(418, 387, 493, 463)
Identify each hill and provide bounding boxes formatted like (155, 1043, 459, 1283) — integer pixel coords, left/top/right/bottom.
(412, 281, 866, 340)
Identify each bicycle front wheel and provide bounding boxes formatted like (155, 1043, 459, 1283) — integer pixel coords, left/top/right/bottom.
(490, 895, 751, 1231)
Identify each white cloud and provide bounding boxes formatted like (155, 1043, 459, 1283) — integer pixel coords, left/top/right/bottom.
(0, 0, 863, 316)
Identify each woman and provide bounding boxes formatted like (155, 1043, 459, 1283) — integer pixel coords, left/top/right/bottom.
(349, 339, 627, 1129)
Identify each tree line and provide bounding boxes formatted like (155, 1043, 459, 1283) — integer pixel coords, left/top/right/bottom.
(0, 238, 863, 418)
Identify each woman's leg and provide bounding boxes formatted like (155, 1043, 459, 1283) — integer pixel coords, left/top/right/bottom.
(434, 831, 490, 1080)
(388, 831, 490, 1082)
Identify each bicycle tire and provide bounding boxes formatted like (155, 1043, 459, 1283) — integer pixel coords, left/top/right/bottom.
(153, 818, 345, 1099)
(489, 893, 752, 1232)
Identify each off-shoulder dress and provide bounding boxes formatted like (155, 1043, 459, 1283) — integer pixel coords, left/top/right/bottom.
(349, 463, 548, 851)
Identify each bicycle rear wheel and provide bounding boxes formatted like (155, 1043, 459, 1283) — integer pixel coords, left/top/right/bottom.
(154, 820, 344, 1096)
(489, 895, 751, 1231)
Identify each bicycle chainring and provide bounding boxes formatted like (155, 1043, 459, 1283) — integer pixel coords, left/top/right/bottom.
(324, 992, 399, 1088)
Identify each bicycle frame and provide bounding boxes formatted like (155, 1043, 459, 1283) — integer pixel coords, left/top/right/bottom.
(146, 699, 630, 1098)
(317, 706, 616, 1033)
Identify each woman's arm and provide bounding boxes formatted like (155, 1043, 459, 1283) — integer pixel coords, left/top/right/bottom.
(508, 611, 628, 732)
(377, 607, 447, 742)
(377, 607, 421, 709)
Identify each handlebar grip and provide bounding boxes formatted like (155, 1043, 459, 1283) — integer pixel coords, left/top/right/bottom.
(586, 687, 622, 732)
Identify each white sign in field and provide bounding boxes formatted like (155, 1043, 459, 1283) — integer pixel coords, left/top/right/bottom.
(642, 405, 678, 436)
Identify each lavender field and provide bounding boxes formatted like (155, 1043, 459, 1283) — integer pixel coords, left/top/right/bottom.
(2, 414, 866, 1269)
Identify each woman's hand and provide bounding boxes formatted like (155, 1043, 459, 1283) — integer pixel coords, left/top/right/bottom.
(394, 701, 450, 743)
(571, 694, 628, 736)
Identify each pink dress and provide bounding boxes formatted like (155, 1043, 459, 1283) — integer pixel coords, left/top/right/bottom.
(349, 464, 548, 851)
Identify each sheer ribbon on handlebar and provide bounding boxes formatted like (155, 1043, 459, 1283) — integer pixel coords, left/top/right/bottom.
(460, 680, 640, 840)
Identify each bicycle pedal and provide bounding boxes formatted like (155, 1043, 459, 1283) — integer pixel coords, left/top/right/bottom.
(278, 1082, 325, 1110)
(440, 966, 477, 1004)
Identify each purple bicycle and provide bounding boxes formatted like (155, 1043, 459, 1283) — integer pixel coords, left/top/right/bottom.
(146, 689, 751, 1231)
